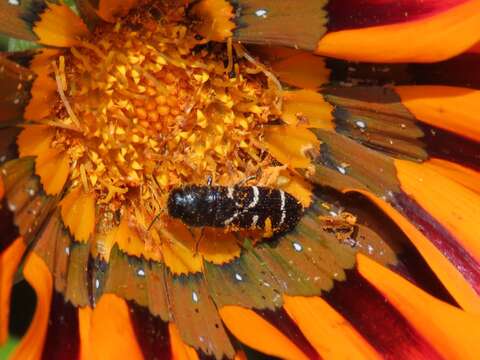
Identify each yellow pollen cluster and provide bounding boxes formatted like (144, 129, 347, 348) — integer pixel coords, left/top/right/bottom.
(50, 4, 281, 215)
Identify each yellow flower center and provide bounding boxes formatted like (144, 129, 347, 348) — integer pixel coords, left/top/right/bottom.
(51, 3, 281, 218)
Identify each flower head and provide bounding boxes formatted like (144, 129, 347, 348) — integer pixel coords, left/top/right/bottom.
(1, 0, 480, 359)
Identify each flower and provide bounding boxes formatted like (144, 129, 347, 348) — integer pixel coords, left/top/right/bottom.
(1, 0, 480, 359)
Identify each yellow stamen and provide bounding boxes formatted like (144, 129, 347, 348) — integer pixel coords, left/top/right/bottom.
(44, 2, 282, 229)
(80, 164, 89, 193)
(52, 60, 79, 126)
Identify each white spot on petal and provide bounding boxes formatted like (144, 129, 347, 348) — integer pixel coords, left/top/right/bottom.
(355, 120, 366, 129)
(255, 9, 268, 18)
(293, 242, 303, 252)
(235, 273, 243, 281)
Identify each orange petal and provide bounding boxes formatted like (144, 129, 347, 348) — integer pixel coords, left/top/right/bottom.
(198, 228, 241, 265)
(396, 159, 480, 264)
(78, 307, 93, 360)
(427, 158, 480, 194)
(160, 220, 203, 275)
(316, 0, 480, 62)
(279, 170, 313, 208)
(35, 147, 70, 195)
(17, 125, 55, 158)
(264, 125, 319, 169)
(169, 323, 200, 360)
(190, 0, 235, 41)
(29, 49, 61, 73)
(60, 187, 96, 243)
(0, 237, 26, 345)
(350, 189, 480, 314)
(282, 90, 334, 130)
(33, 3, 89, 47)
(97, 0, 139, 22)
(395, 86, 480, 142)
(358, 254, 480, 359)
(219, 306, 310, 360)
(10, 252, 52, 359)
(114, 215, 150, 259)
(283, 295, 380, 360)
(24, 71, 57, 121)
(24, 49, 60, 121)
(271, 53, 330, 89)
(234, 351, 247, 360)
(86, 294, 143, 359)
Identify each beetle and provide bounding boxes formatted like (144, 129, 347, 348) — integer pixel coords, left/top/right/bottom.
(167, 184, 303, 235)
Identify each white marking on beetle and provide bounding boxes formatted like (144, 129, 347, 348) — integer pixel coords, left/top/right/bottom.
(279, 210, 286, 226)
(227, 187, 234, 199)
(192, 291, 199, 303)
(251, 214, 259, 228)
(235, 273, 243, 281)
(224, 211, 239, 226)
(8, 0, 20, 6)
(278, 190, 286, 225)
(248, 186, 259, 208)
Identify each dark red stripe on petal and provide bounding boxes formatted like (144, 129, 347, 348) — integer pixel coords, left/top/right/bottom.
(128, 301, 172, 360)
(327, 0, 467, 32)
(41, 292, 80, 360)
(324, 270, 443, 359)
(326, 58, 411, 87)
(419, 123, 480, 172)
(327, 54, 480, 90)
(393, 252, 457, 307)
(409, 53, 480, 90)
(340, 192, 457, 306)
(256, 308, 320, 360)
(392, 193, 480, 295)
(8, 280, 36, 338)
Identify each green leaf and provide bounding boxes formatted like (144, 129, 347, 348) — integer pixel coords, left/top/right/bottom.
(0, 337, 20, 358)
(7, 38, 39, 51)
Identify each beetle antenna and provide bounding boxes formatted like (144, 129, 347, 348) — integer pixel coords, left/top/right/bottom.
(147, 214, 161, 231)
(235, 174, 256, 187)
